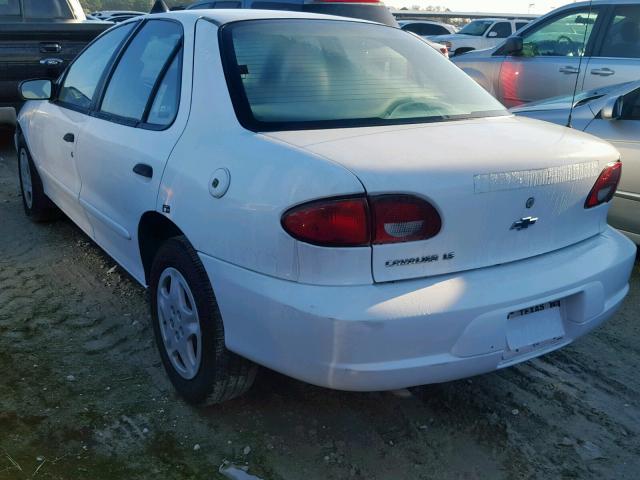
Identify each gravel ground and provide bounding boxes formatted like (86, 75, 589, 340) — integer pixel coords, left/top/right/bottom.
(0, 140, 639, 480)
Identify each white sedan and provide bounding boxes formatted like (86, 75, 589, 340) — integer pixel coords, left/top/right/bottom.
(15, 10, 636, 404)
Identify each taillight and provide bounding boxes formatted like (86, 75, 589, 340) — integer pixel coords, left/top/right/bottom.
(370, 195, 441, 244)
(584, 162, 622, 209)
(281, 197, 370, 247)
(282, 195, 441, 247)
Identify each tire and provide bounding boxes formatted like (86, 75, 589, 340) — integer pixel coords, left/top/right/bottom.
(16, 135, 58, 222)
(149, 236, 257, 405)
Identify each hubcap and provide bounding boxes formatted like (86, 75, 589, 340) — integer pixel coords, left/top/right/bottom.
(157, 267, 202, 380)
(19, 149, 33, 209)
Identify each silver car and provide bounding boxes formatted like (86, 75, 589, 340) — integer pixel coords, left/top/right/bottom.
(512, 81, 640, 244)
(453, 0, 640, 107)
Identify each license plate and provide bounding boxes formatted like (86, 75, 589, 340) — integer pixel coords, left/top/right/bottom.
(506, 300, 564, 351)
(508, 300, 561, 320)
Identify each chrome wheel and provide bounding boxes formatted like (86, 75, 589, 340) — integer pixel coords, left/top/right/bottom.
(157, 267, 202, 380)
(19, 148, 33, 209)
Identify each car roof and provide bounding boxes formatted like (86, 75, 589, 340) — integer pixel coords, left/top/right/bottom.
(146, 8, 375, 26)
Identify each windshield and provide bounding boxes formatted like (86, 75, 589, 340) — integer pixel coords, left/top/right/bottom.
(458, 20, 494, 36)
(221, 20, 507, 131)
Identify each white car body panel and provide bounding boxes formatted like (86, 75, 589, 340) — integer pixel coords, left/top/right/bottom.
(15, 10, 637, 392)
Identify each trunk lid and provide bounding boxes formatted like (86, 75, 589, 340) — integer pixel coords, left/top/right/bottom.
(266, 116, 619, 282)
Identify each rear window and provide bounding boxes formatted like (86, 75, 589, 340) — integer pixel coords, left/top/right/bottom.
(221, 19, 507, 131)
(0, 0, 20, 16)
(23, 0, 73, 19)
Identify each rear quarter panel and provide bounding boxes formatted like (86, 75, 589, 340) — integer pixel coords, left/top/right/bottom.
(158, 19, 370, 284)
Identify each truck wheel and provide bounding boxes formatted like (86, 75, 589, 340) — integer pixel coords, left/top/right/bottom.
(149, 236, 257, 405)
(17, 137, 58, 222)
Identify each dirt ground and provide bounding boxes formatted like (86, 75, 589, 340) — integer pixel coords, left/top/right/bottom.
(0, 139, 639, 480)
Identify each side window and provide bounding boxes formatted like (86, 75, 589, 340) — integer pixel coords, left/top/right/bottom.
(147, 53, 182, 126)
(58, 23, 135, 110)
(598, 6, 640, 59)
(100, 20, 182, 122)
(621, 88, 640, 120)
(516, 22, 529, 32)
(214, 1, 241, 7)
(522, 9, 599, 57)
(488, 22, 512, 39)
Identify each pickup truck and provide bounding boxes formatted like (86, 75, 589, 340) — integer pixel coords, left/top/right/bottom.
(0, 0, 110, 111)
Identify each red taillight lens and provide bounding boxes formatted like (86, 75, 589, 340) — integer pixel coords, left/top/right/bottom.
(370, 195, 441, 244)
(282, 197, 370, 247)
(585, 162, 622, 209)
(282, 195, 441, 247)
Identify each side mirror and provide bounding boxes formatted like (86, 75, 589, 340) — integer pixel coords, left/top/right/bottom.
(601, 96, 624, 120)
(503, 36, 523, 55)
(0, 107, 16, 129)
(488, 31, 498, 38)
(19, 79, 52, 101)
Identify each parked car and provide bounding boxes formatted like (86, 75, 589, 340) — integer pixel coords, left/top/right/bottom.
(398, 20, 457, 37)
(512, 81, 640, 244)
(430, 18, 530, 57)
(185, 0, 397, 26)
(453, 0, 640, 107)
(15, 10, 635, 404)
(0, 0, 110, 111)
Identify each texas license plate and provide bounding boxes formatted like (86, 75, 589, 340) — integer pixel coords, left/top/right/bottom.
(506, 300, 564, 351)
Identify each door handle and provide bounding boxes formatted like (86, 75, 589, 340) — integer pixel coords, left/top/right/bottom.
(591, 67, 615, 76)
(133, 163, 153, 179)
(39, 42, 61, 53)
(63, 133, 74, 143)
(559, 66, 580, 74)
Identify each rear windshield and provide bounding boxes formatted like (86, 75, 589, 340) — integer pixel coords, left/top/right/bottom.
(23, 0, 73, 19)
(0, 0, 20, 16)
(220, 19, 507, 131)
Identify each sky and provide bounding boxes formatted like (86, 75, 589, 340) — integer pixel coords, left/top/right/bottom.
(385, 0, 576, 14)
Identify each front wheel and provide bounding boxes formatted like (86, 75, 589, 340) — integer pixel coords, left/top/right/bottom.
(149, 236, 257, 405)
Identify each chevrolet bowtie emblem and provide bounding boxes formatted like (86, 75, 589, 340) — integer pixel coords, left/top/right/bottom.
(511, 216, 538, 231)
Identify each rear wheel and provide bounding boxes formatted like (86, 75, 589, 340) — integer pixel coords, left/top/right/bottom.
(17, 137, 58, 222)
(149, 236, 257, 405)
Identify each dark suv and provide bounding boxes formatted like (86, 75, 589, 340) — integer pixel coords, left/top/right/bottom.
(185, 0, 397, 26)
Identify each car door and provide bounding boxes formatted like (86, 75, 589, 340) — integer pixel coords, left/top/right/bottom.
(497, 6, 603, 107)
(76, 19, 190, 283)
(583, 5, 640, 92)
(26, 22, 135, 235)
(585, 87, 640, 237)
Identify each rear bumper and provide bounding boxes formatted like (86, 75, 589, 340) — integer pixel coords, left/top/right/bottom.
(200, 227, 636, 391)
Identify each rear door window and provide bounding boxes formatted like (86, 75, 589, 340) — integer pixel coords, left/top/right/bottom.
(598, 6, 640, 58)
(58, 23, 136, 110)
(100, 20, 182, 123)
